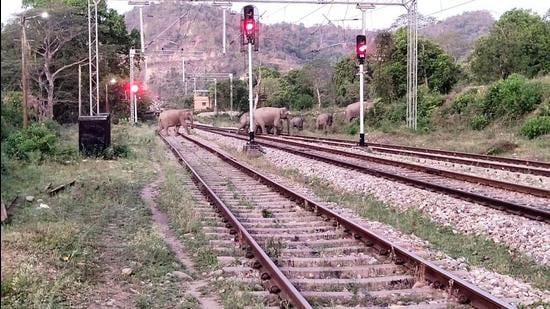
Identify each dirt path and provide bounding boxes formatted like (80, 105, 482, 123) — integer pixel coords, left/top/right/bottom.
(141, 167, 222, 309)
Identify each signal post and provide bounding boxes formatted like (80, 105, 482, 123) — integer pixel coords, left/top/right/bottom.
(356, 35, 367, 146)
(241, 5, 262, 155)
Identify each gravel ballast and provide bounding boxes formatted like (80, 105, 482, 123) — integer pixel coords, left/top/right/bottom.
(191, 130, 550, 305)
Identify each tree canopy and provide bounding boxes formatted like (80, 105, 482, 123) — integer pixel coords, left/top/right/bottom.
(469, 9, 550, 82)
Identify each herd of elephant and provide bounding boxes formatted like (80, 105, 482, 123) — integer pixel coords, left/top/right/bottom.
(157, 101, 371, 136)
(238, 101, 371, 135)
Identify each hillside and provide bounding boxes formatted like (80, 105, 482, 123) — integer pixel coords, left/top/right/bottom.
(124, 3, 493, 97)
(422, 10, 494, 61)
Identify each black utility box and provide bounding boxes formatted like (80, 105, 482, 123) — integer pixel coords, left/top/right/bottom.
(78, 113, 111, 155)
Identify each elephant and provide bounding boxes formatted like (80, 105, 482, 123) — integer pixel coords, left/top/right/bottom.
(316, 113, 333, 132)
(158, 109, 193, 135)
(290, 116, 304, 131)
(238, 112, 250, 134)
(254, 107, 290, 135)
(238, 112, 283, 135)
(345, 101, 374, 122)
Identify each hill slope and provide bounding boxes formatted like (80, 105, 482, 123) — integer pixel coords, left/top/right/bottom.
(124, 3, 494, 97)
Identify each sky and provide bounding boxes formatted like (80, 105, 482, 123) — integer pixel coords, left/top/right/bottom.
(2, 0, 548, 30)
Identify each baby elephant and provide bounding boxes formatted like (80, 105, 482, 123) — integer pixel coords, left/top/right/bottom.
(158, 109, 193, 135)
(316, 113, 333, 132)
(290, 117, 304, 131)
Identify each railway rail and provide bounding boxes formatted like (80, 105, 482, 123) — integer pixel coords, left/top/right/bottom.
(159, 131, 512, 308)
(203, 124, 550, 176)
(195, 125, 550, 223)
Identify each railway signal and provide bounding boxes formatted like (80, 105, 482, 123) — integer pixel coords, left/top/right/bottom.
(356, 34, 367, 146)
(241, 5, 259, 147)
(356, 35, 367, 64)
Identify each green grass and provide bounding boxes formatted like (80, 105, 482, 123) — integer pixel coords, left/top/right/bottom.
(1, 124, 184, 308)
(220, 145, 550, 291)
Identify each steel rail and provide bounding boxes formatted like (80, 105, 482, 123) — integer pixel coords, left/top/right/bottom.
(174, 131, 513, 309)
(196, 124, 550, 176)
(158, 133, 312, 309)
(198, 127, 550, 222)
(280, 132, 550, 172)
(255, 134, 550, 199)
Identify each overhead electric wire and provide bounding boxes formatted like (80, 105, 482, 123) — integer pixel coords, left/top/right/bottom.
(427, 0, 478, 16)
(295, 4, 328, 23)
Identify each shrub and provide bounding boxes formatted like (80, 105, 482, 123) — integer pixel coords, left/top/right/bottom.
(520, 116, 550, 139)
(483, 74, 542, 120)
(291, 94, 314, 111)
(4, 123, 58, 160)
(447, 88, 483, 116)
(1, 91, 23, 140)
(470, 115, 489, 130)
(417, 88, 445, 132)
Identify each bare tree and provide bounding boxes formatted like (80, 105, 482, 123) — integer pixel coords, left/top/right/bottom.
(26, 7, 86, 119)
(303, 59, 332, 109)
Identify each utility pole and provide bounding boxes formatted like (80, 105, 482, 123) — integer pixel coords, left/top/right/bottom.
(20, 15, 29, 128)
(182, 57, 186, 95)
(20, 11, 49, 126)
(229, 73, 233, 112)
(214, 78, 218, 114)
(78, 65, 82, 117)
(222, 7, 227, 54)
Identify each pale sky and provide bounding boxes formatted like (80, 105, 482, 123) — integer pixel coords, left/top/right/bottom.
(2, 0, 548, 30)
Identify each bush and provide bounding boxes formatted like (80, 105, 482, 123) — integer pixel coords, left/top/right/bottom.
(470, 114, 489, 130)
(291, 94, 314, 111)
(483, 74, 542, 120)
(520, 116, 550, 139)
(446, 88, 483, 116)
(102, 144, 132, 160)
(1, 91, 23, 140)
(4, 123, 58, 160)
(417, 88, 445, 132)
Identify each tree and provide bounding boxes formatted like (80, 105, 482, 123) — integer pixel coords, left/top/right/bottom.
(469, 9, 550, 82)
(2, 0, 140, 122)
(303, 59, 333, 109)
(369, 29, 459, 102)
(333, 56, 359, 104)
(26, 6, 86, 119)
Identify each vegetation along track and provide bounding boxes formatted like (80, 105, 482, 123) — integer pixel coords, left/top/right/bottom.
(195, 125, 550, 223)
(159, 131, 512, 308)
(208, 124, 550, 176)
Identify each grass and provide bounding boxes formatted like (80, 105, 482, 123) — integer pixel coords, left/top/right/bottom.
(219, 144, 550, 291)
(156, 156, 218, 272)
(154, 141, 273, 308)
(1, 124, 184, 308)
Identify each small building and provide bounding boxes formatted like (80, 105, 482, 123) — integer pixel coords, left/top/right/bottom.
(194, 91, 211, 112)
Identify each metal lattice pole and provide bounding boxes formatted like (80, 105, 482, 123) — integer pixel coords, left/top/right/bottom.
(88, 0, 100, 116)
(406, 0, 418, 130)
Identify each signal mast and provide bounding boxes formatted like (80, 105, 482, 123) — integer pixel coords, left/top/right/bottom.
(241, 5, 260, 147)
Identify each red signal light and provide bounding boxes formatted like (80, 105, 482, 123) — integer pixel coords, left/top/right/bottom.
(245, 20, 255, 32)
(131, 84, 139, 93)
(356, 35, 367, 64)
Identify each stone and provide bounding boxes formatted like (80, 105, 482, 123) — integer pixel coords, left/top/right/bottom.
(38, 203, 50, 209)
(171, 271, 192, 281)
(25, 196, 35, 202)
(121, 267, 133, 276)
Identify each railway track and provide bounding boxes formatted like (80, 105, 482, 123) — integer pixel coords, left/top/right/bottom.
(159, 131, 512, 308)
(204, 124, 550, 176)
(195, 125, 550, 223)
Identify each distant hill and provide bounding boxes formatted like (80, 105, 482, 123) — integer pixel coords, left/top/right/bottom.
(124, 4, 493, 97)
(421, 11, 494, 61)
